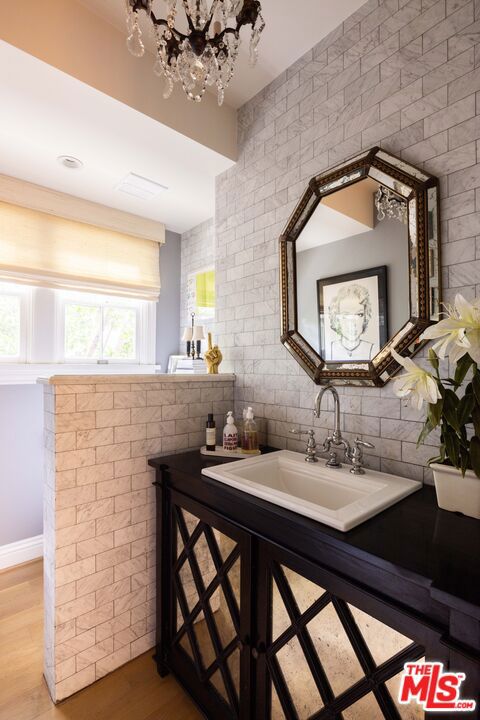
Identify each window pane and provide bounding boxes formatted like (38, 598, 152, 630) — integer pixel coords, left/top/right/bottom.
(0, 295, 21, 357)
(65, 304, 101, 359)
(103, 307, 136, 360)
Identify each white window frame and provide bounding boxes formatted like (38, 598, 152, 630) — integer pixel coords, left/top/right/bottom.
(0, 283, 32, 364)
(0, 283, 158, 384)
(56, 290, 156, 365)
(57, 293, 138, 364)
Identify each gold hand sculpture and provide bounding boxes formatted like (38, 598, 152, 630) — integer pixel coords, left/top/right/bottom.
(204, 332, 223, 375)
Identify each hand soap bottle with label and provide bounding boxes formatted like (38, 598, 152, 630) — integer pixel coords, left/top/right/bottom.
(206, 413, 216, 451)
(242, 407, 259, 454)
(223, 411, 238, 451)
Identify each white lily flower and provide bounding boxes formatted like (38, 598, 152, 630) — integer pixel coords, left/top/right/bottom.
(391, 348, 441, 410)
(422, 294, 480, 364)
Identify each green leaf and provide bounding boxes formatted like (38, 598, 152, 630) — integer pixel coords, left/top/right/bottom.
(473, 405, 480, 437)
(460, 448, 469, 477)
(473, 371, 480, 405)
(454, 354, 473, 386)
(444, 429, 460, 467)
(443, 390, 461, 433)
(444, 378, 459, 387)
(470, 436, 480, 479)
(417, 419, 434, 447)
(464, 381, 473, 400)
(439, 443, 446, 464)
(428, 348, 439, 373)
(459, 426, 469, 447)
(429, 440, 446, 465)
(458, 393, 475, 428)
(429, 397, 443, 428)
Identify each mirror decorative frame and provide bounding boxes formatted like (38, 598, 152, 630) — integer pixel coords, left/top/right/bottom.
(279, 146, 440, 387)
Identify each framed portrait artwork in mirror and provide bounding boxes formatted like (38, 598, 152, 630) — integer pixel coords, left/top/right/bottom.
(318, 266, 388, 363)
(279, 146, 441, 386)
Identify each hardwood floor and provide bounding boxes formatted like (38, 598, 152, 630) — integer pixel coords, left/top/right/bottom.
(0, 560, 202, 720)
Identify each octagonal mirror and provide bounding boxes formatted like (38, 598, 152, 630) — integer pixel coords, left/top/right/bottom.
(280, 147, 440, 386)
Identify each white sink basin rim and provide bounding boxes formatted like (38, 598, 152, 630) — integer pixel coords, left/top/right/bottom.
(201, 450, 421, 532)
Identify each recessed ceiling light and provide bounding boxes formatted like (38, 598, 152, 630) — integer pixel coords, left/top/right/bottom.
(57, 155, 83, 170)
(116, 172, 168, 200)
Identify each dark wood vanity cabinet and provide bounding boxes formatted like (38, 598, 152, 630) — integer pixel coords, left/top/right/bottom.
(157, 489, 252, 719)
(150, 453, 480, 720)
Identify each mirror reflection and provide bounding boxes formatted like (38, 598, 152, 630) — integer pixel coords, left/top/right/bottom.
(296, 178, 409, 363)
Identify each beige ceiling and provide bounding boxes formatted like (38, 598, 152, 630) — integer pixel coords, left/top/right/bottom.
(78, 0, 367, 108)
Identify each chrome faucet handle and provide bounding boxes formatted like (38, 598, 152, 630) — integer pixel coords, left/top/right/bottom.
(289, 428, 318, 463)
(322, 436, 342, 468)
(349, 437, 375, 475)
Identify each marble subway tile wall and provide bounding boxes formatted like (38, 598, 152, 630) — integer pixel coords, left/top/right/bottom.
(41, 373, 234, 701)
(211, 0, 480, 484)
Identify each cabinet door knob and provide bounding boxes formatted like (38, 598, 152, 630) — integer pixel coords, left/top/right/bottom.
(251, 647, 259, 660)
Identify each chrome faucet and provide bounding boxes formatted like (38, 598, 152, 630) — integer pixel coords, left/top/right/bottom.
(314, 385, 351, 468)
(289, 428, 318, 463)
(349, 437, 375, 475)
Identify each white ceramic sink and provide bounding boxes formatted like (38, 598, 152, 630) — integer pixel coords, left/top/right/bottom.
(201, 450, 421, 532)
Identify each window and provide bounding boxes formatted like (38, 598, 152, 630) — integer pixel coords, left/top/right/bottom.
(0, 282, 157, 380)
(62, 294, 139, 362)
(0, 190, 162, 381)
(0, 283, 29, 362)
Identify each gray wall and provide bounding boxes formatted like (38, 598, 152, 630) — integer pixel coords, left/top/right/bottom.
(156, 229, 181, 372)
(0, 384, 44, 545)
(296, 217, 409, 351)
(213, 0, 480, 485)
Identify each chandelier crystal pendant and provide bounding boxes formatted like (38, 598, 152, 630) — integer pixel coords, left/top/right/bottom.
(375, 186, 408, 225)
(124, 0, 265, 106)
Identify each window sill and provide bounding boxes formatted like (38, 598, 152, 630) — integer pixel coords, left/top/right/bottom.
(0, 363, 162, 385)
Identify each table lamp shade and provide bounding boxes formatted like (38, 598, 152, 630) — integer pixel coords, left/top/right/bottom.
(192, 325, 205, 342)
(182, 327, 193, 342)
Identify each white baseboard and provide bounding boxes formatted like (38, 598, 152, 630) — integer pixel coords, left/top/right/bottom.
(0, 534, 43, 570)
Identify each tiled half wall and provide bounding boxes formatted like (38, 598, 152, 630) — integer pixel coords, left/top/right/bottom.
(41, 373, 234, 701)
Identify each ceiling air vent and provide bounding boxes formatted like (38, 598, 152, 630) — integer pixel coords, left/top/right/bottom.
(116, 172, 168, 200)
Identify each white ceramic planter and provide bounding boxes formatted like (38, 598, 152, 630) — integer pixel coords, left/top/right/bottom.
(431, 463, 480, 520)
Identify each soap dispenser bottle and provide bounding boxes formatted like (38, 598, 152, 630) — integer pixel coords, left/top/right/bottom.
(223, 411, 238, 451)
(206, 413, 216, 451)
(242, 407, 259, 454)
(238, 407, 247, 449)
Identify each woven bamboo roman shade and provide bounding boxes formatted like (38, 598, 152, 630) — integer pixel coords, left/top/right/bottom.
(0, 200, 161, 300)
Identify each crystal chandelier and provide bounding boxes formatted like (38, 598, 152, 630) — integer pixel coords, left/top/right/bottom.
(375, 186, 408, 225)
(124, 0, 265, 106)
